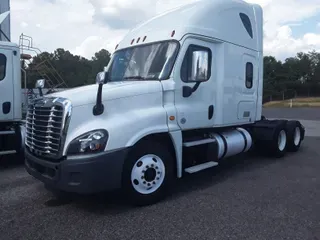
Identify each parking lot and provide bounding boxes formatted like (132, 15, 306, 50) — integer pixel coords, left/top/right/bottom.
(0, 108, 319, 240)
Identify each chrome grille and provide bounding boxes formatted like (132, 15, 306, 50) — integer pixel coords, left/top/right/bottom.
(25, 97, 72, 160)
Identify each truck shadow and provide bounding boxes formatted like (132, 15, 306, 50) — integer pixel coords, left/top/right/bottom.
(0, 155, 24, 170)
(50, 145, 308, 215)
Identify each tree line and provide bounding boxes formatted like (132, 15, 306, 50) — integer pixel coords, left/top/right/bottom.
(21, 48, 111, 89)
(22, 48, 320, 101)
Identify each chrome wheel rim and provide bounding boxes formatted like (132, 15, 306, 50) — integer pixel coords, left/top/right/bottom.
(293, 127, 301, 146)
(278, 130, 287, 151)
(131, 154, 165, 195)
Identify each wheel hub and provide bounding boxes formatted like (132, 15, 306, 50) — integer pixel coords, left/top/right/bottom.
(144, 168, 157, 182)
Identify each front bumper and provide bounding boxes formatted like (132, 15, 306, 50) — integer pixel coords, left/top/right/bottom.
(25, 147, 130, 194)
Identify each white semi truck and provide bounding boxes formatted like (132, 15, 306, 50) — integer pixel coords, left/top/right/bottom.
(24, 0, 305, 206)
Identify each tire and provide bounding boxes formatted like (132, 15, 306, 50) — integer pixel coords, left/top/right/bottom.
(285, 121, 303, 152)
(121, 140, 175, 206)
(270, 125, 288, 158)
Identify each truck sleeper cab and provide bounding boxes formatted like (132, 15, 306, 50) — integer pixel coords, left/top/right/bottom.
(24, 0, 305, 206)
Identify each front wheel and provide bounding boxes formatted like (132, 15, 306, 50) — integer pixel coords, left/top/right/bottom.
(121, 140, 175, 206)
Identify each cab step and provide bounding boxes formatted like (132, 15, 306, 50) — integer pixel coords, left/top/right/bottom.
(0, 150, 16, 156)
(0, 130, 15, 135)
(184, 161, 219, 174)
(183, 138, 216, 147)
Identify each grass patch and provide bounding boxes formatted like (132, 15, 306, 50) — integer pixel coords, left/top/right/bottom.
(263, 97, 320, 108)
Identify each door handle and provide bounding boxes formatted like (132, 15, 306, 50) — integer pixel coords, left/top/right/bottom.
(208, 105, 214, 120)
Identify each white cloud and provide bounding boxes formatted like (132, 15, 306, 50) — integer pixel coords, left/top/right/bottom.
(9, 0, 320, 60)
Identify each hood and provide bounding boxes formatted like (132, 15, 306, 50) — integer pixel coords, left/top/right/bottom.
(47, 81, 163, 107)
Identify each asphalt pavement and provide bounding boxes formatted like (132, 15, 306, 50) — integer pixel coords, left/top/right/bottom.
(0, 108, 319, 240)
(263, 107, 320, 121)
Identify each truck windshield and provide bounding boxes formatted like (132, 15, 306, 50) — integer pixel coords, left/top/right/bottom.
(107, 41, 179, 81)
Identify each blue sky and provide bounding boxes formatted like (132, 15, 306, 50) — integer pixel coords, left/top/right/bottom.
(7, 0, 320, 61)
(290, 14, 320, 38)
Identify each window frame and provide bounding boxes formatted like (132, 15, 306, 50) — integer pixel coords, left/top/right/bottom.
(0, 53, 7, 81)
(245, 62, 253, 89)
(180, 44, 212, 83)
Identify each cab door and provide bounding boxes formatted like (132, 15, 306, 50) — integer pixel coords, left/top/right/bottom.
(236, 52, 258, 123)
(173, 37, 215, 130)
(0, 48, 14, 121)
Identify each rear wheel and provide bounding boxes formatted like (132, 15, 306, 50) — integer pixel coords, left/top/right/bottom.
(271, 127, 288, 158)
(121, 140, 175, 206)
(286, 121, 303, 152)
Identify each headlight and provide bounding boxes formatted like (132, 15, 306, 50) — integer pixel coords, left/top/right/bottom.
(67, 129, 108, 155)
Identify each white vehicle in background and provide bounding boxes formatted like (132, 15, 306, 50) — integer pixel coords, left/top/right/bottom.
(24, 0, 305, 206)
(0, 10, 67, 162)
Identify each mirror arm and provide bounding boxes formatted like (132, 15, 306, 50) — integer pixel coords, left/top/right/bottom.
(182, 81, 202, 98)
(191, 82, 201, 92)
(38, 87, 43, 97)
(93, 83, 104, 116)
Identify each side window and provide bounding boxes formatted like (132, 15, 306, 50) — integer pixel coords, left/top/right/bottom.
(180, 44, 212, 82)
(246, 62, 253, 89)
(0, 53, 6, 81)
(239, 13, 253, 39)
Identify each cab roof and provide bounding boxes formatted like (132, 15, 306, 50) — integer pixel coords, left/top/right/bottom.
(116, 0, 263, 52)
(0, 40, 19, 49)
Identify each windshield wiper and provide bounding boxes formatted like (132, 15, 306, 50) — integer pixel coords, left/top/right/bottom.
(123, 76, 147, 80)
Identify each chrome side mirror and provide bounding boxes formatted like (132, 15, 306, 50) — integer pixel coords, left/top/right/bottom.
(35, 79, 45, 89)
(35, 79, 45, 97)
(96, 71, 109, 84)
(93, 71, 109, 116)
(190, 50, 209, 82)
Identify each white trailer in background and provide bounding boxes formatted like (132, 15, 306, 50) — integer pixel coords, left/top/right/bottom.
(24, 0, 305, 206)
